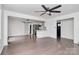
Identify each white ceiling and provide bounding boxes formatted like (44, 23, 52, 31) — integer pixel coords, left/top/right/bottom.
(4, 4, 79, 19)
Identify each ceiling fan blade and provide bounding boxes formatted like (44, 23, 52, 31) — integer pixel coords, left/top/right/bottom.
(41, 5, 48, 11)
(49, 5, 61, 11)
(40, 12, 46, 16)
(50, 11, 61, 13)
(34, 11, 45, 12)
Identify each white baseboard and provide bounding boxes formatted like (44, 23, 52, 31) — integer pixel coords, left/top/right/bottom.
(8, 34, 29, 37)
(61, 37, 73, 40)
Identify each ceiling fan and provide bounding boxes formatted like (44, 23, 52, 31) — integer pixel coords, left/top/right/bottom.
(35, 5, 62, 16)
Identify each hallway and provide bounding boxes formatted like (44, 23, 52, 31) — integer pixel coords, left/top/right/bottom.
(1, 36, 79, 55)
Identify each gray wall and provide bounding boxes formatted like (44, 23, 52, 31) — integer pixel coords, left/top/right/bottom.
(61, 18, 74, 39)
(8, 17, 26, 36)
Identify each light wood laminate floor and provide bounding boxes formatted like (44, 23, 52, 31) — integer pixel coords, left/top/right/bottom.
(1, 36, 79, 55)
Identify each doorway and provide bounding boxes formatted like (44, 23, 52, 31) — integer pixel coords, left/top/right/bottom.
(56, 18, 74, 41)
(29, 24, 41, 40)
(29, 25, 37, 39)
(57, 21, 61, 40)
